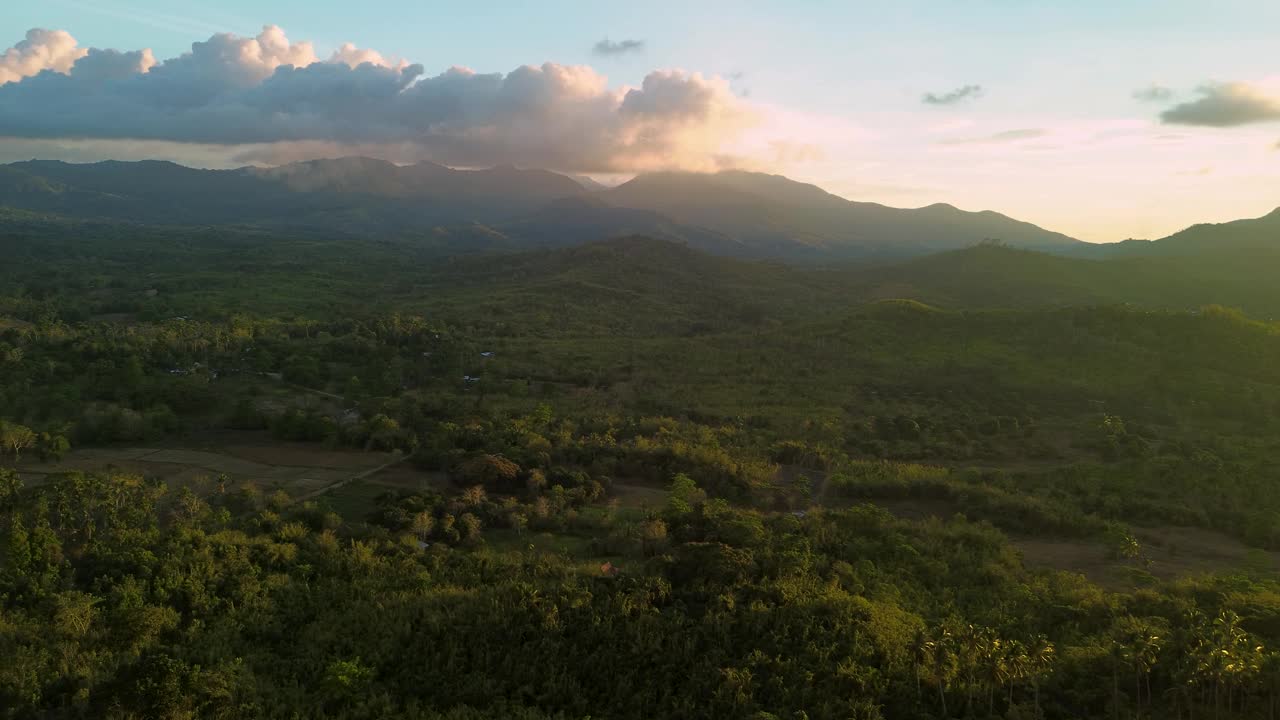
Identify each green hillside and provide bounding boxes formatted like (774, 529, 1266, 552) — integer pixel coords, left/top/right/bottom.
(6, 213, 1280, 719)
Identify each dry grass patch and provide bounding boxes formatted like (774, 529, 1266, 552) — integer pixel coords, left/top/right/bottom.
(4, 443, 392, 499)
(366, 465, 449, 492)
(0, 316, 33, 330)
(610, 482, 667, 510)
(223, 443, 391, 470)
(1016, 526, 1280, 591)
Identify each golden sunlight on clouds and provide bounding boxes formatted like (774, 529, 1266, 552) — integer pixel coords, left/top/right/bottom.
(0, 28, 87, 84)
(4, 22, 1280, 242)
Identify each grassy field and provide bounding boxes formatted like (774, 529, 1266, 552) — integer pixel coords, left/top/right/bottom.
(315, 480, 393, 521)
(3, 433, 397, 499)
(856, 494, 1280, 590)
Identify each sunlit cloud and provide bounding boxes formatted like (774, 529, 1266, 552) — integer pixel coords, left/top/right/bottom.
(1161, 81, 1280, 127)
(0, 25, 759, 174)
(0, 28, 87, 84)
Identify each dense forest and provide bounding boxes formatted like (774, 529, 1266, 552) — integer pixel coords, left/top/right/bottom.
(5, 214, 1280, 719)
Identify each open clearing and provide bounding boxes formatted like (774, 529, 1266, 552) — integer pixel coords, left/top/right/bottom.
(859, 496, 1280, 589)
(1017, 526, 1280, 590)
(610, 481, 667, 509)
(0, 316, 33, 330)
(362, 464, 450, 492)
(5, 438, 399, 500)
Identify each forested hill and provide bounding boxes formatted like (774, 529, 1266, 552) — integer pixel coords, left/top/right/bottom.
(7, 210, 1280, 323)
(8, 206, 1280, 718)
(850, 242, 1280, 316)
(1135, 206, 1280, 255)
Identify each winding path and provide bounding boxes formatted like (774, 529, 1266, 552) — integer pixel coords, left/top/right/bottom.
(291, 453, 410, 504)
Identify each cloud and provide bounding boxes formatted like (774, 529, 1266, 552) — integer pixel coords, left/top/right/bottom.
(939, 128, 1046, 145)
(1132, 84, 1174, 103)
(592, 38, 645, 57)
(0, 28, 88, 84)
(1161, 82, 1280, 127)
(922, 84, 983, 106)
(328, 42, 406, 70)
(0, 25, 753, 173)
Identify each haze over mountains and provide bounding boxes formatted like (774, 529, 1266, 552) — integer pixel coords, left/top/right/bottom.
(1, 156, 1276, 263)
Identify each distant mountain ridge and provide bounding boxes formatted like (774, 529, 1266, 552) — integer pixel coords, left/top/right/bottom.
(0, 158, 582, 225)
(8, 156, 1270, 261)
(601, 170, 1084, 258)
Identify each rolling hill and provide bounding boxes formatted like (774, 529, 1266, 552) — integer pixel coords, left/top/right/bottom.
(846, 242, 1280, 317)
(1136, 206, 1280, 255)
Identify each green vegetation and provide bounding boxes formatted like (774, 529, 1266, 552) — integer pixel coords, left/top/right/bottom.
(6, 214, 1280, 718)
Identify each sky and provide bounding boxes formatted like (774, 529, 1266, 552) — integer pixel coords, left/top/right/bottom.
(3, 0, 1280, 241)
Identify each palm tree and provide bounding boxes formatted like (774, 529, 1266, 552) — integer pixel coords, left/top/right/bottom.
(1191, 610, 1258, 719)
(1005, 639, 1031, 709)
(982, 636, 1007, 717)
(1261, 650, 1280, 720)
(928, 627, 957, 718)
(1026, 635, 1055, 720)
(958, 624, 985, 715)
(910, 627, 931, 703)
(1119, 618, 1163, 717)
(1209, 610, 1255, 717)
(1111, 637, 1128, 720)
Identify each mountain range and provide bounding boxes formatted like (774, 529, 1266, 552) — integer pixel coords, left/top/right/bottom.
(0, 156, 1276, 262)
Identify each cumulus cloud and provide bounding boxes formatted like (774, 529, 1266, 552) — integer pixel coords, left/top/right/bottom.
(922, 84, 983, 106)
(0, 25, 751, 173)
(73, 48, 159, 81)
(0, 28, 88, 84)
(1132, 84, 1173, 103)
(592, 38, 645, 57)
(1161, 82, 1280, 127)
